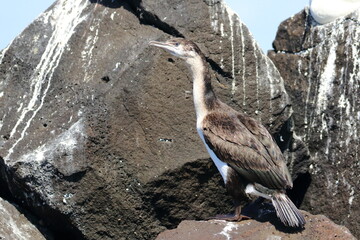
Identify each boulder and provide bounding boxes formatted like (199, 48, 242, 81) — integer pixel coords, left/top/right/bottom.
(0, 0, 308, 238)
(269, 7, 360, 238)
(0, 197, 46, 240)
(156, 212, 356, 240)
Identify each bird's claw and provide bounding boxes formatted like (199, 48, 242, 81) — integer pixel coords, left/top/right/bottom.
(208, 213, 251, 222)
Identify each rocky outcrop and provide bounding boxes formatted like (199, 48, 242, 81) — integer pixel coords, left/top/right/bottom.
(0, 0, 309, 239)
(156, 212, 356, 240)
(269, 7, 360, 238)
(0, 197, 46, 240)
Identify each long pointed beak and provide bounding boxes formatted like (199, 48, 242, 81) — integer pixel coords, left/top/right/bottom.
(149, 40, 180, 58)
(149, 40, 171, 49)
(149, 41, 173, 52)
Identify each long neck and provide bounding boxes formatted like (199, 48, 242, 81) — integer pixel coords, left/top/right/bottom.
(186, 55, 216, 120)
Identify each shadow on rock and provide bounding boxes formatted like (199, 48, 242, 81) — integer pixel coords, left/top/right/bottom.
(88, 0, 126, 8)
(242, 200, 305, 234)
(143, 158, 233, 229)
(143, 157, 310, 233)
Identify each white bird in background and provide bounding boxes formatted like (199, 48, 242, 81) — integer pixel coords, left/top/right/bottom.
(310, 0, 360, 24)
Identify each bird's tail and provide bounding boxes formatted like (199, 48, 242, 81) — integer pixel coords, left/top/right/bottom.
(271, 192, 306, 228)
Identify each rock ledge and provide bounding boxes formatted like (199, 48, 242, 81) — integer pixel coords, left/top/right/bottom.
(156, 211, 355, 240)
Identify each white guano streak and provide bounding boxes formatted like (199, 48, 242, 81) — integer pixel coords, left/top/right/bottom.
(5, 0, 89, 161)
(315, 35, 337, 139)
(224, 4, 237, 95)
(316, 43, 337, 114)
(218, 222, 238, 240)
(252, 38, 260, 111)
(82, 7, 104, 82)
(239, 22, 246, 106)
(208, 1, 238, 95)
(82, 27, 99, 82)
(209, 0, 219, 32)
(0, 43, 11, 65)
(265, 58, 273, 123)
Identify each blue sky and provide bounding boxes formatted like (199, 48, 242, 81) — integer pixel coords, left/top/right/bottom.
(226, 0, 308, 50)
(0, 0, 308, 51)
(0, 0, 55, 50)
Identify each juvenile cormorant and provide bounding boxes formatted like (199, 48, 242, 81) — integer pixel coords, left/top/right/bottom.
(149, 38, 305, 228)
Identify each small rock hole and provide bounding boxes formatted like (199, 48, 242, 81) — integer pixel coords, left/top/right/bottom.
(101, 76, 111, 83)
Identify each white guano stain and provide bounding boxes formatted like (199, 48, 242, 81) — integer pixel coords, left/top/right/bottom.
(110, 11, 116, 20)
(266, 236, 282, 240)
(264, 58, 274, 122)
(316, 43, 337, 115)
(286, 16, 360, 215)
(0, 44, 11, 65)
(5, 0, 89, 161)
(63, 193, 74, 204)
(340, 174, 356, 208)
(252, 38, 260, 112)
(112, 62, 121, 71)
(224, 4, 237, 95)
(208, 0, 242, 95)
(218, 222, 238, 240)
(82, 21, 100, 82)
(303, 58, 312, 130)
(209, 0, 219, 32)
(16, 102, 23, 113)
(18, 118, 85, 163)
(349, 187, 355, 205)
(220, 22, 225, 37)
(239, 22, 246, 106)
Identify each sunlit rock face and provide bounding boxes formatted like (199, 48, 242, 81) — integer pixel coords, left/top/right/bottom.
(269, 8, 360, 238)
(156, 213, 356, 240)
(0, 198, 46, 240)
(0, 0, 307, 238)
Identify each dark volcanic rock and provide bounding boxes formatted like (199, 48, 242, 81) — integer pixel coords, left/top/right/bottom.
(269, 8, 360, 238)
(272, 10, 309, 53)
(156, 212, 356, 240)
(0, 0, 308, 239)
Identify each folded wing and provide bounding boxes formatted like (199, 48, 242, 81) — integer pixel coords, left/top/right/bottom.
(201, 110, 292, 190)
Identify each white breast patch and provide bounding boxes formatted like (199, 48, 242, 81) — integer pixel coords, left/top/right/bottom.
(197, 127, 230, 184)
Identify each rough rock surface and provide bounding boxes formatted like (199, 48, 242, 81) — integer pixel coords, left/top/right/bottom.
(0, 0, 308, 239)
(269, 8, 360, 238)
(0, 197, 46, 240)
(156, 212, 356, 240)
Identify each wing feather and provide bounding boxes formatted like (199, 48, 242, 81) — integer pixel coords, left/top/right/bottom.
(201, 111, 292, 189)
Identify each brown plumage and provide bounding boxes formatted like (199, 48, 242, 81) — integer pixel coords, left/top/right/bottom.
(202, 104, 292, 190)
(149, 38, 305, 228)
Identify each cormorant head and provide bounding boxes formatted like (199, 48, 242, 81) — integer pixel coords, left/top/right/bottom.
(149, 38, 202, 60)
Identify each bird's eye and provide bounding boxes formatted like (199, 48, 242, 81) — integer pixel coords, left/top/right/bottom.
(174, 42, 180, 47)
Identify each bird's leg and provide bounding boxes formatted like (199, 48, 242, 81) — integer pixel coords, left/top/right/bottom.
(209, 201, 250, 221)
(234, 203, 251, 220)
(209, 168, 251, 221)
